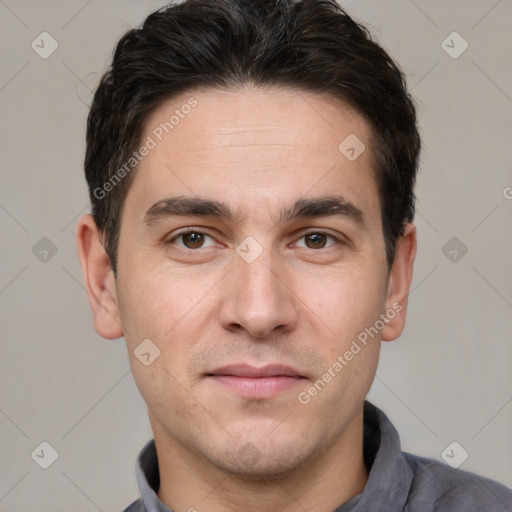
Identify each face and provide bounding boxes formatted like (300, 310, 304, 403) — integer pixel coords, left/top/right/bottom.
(78, 86, 415, 478)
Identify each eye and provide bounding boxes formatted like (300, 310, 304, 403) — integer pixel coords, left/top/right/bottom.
(168, 229, 217, 250)
(295, 232, 340, 250)
(166, 229, 343, 252)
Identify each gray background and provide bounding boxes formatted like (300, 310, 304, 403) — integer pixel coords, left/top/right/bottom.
(1, 0, 511, 510)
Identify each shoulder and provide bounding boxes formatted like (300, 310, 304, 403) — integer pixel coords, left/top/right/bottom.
(404, 452, 512, 511)
(121, 498, 146, 512)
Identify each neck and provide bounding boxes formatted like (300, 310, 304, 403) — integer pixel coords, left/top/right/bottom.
(153, 410, 368, 512)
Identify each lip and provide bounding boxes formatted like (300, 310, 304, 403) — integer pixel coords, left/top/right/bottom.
(209, 364, 304, 378)
(206, 364, 306, 399)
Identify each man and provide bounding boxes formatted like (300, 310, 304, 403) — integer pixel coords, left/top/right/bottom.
(76, 0, 512, 510)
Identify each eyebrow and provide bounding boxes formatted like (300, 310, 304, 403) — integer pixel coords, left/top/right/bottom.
(143, 194, 365, 228)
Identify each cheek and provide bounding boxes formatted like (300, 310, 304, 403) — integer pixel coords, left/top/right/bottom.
(119, 271, 200, 415)
(117, 266, 212, 343)
(300, 274, 383, 421)
(117, 267, 219, 397)
(132, 360, 210, 445)
(305, 267, 387, 341)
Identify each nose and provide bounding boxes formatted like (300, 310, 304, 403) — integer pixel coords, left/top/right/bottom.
(219, 247, 299, 339)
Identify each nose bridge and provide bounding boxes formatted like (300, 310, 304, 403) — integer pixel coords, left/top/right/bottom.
(220, 240, 297, 338)
(239, 248, 280, 303)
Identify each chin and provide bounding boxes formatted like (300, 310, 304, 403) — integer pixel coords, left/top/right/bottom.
(201, 436, 320, 480)
(208, 454, 309, 480)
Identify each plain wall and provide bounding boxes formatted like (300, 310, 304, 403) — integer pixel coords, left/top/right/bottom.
(1, 0, 511, 510)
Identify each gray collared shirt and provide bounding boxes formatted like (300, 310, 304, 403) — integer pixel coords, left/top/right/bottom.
(122, 401, 512, 511)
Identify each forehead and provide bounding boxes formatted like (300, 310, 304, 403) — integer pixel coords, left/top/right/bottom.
(143, 86, 371, 158)
(126, 86, 380, 227)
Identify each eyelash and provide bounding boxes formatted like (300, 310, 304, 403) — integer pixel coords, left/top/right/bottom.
(166, 228, 344, 251)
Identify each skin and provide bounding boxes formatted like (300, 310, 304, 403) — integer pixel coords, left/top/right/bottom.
(77, 86, 416, 512)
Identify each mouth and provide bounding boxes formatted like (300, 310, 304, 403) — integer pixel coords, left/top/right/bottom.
(206, 364, 307, 399)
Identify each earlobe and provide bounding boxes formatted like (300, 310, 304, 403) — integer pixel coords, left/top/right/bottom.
(381, 222, 417, 342)
(76, 214, 124, 340)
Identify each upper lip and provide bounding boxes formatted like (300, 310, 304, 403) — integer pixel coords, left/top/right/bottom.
(208, 364, 305, 378)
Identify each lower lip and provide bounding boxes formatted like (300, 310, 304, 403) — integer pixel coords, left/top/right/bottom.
(208, 375, 304, 398)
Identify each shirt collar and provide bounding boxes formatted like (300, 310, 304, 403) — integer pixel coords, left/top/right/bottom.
(134, 438, 170, 511)
(134, 401, 413, 512)
(334, 401, 414, 511)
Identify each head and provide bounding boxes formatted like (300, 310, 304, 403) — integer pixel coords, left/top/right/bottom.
(77, 0, 418, 480)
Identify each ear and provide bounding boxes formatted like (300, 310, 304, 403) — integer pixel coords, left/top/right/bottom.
(381, 222, 417, 342)
(76, 214, 123, 340)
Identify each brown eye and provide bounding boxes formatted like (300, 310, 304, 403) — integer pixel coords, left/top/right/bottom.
(168, 230, 216, 250)
(304, 233, 328, 249)
(181, 232, 205, 249)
